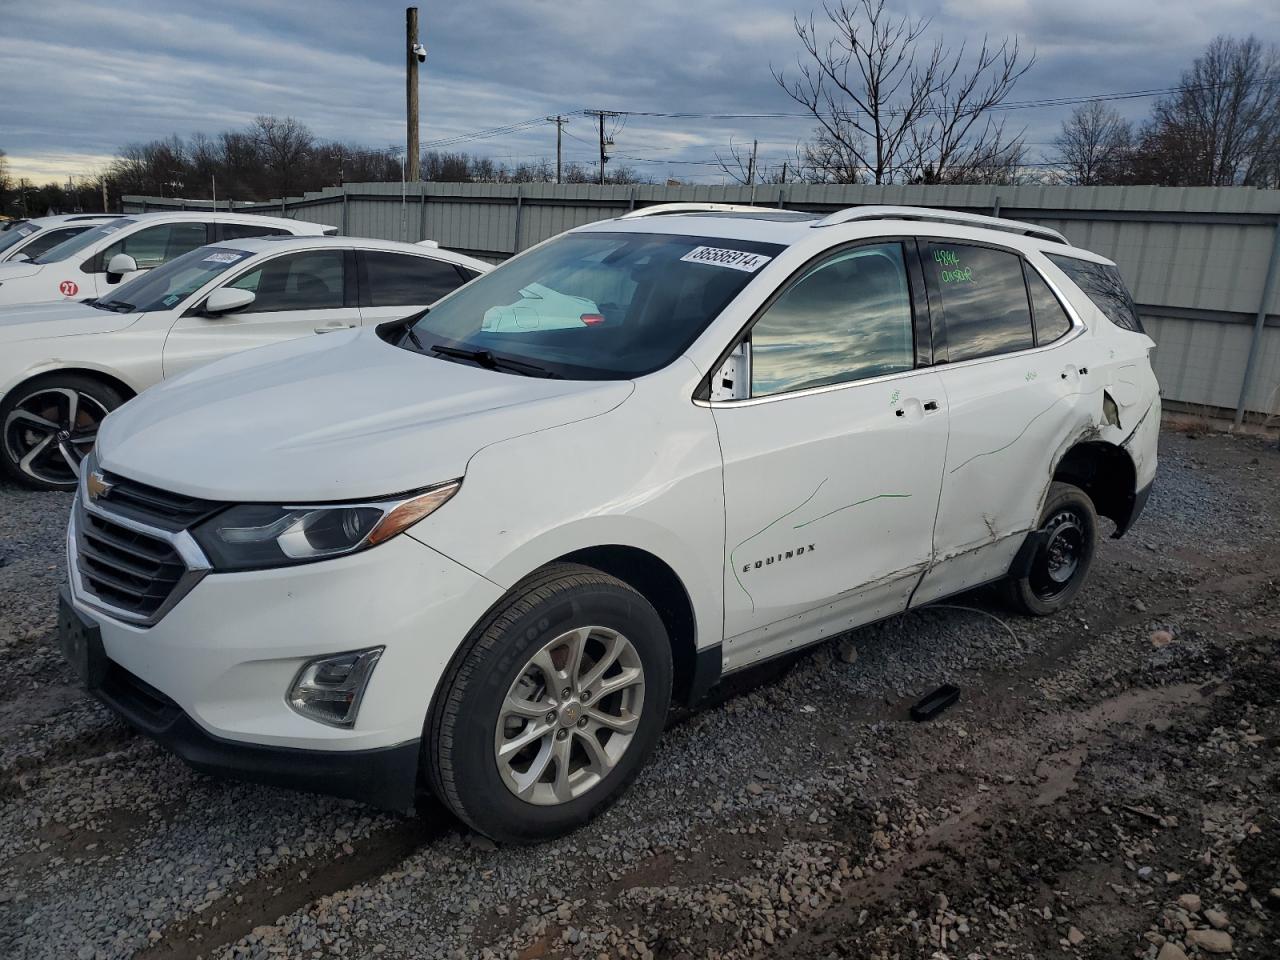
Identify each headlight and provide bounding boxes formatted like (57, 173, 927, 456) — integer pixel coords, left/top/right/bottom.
(191, 480, 459, 571)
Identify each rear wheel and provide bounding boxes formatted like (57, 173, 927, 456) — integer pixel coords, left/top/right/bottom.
(1002, 481, 1098, 616)
(0, 374, 123, 491)
(427, 563, 672, 844)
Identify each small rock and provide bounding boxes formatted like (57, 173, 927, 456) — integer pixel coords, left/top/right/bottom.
(1156, 943, 1188, 960)
(1203, 909, 1228, 930)
(1150, 630, 1174, 648)
(1067, 926, 1085, 945)
(1133, 599, 1147, 612)
(1138, 866, 1154, 881)
(836, 637, 858, 664)
(1176, 893, 1202, 913)
(1185, 929, 1233, 954)
(746, 782, 763, 796)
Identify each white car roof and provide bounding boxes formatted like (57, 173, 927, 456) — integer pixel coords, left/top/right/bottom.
(121, 211, 334, 234)
(203, 235, 491, 273)
(8, 214, 125, 229)
(575, 203, 1093, 262)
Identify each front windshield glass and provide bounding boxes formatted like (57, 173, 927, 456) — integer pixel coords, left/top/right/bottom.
(94, 246, 255, 313)
(33, 218, 136, 264)
(0, 222, 39, 255)
(405, 231, 783, 379)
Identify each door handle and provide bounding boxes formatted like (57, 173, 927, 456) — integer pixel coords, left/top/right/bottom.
(314, 322, 357, 334)
(923, 399, 940, 412)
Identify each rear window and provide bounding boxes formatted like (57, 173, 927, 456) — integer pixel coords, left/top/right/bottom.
(1046, 254, 1144, 333)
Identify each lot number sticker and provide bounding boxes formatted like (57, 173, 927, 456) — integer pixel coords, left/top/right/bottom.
(58, 280, 79, 297)
(680, 246, 772, 273)
(203, 251, 245, 264)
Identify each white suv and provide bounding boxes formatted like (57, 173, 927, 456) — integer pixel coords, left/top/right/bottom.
(1, 236, 489, 488)
(59, 205, 1159, 842)
(0, 211, 334, 306)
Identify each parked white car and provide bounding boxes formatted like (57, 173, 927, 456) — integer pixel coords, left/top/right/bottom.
(0, 214, 124, 264)
(1, 236, 488, 488)
(61, 205, 1159, 842)
(0, 212, 336, 307)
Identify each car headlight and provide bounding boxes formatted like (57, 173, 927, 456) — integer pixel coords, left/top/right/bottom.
(191, 480, 460, 571)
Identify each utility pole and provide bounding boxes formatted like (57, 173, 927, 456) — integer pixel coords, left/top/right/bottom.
(19, 178, 29, 217)
(546, 115, 568, 183)
(211, 173, 217, 210)
(585, 110, 620, 185)
(101, 176, 109, 213)
(746, 139, 758, 186)
(405, 6, 421, 182)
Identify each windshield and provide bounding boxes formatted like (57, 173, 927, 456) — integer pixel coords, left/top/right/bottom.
(33, 218, 137, 265)
(404, 231, 783, 379)
(94, 246, 255, 313)
(0, 222, 40, 255)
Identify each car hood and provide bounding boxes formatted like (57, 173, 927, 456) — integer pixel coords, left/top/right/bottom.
(0, 261, 43, 282)
(96, 328, 635, 502)
(0, 301, 138, 342)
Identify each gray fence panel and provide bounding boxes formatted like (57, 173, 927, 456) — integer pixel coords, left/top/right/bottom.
(124, 183, 1280, 417)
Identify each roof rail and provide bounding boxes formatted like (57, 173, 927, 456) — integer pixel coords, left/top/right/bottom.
(812, 205, 1069, 245)
(620, 202, 782, 219)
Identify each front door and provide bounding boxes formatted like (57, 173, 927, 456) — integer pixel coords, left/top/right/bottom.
(91, 221, 211, 296)
(711, 241, 949, 672)
(162, 248, 357, 379)
(357, 250, 471, 325)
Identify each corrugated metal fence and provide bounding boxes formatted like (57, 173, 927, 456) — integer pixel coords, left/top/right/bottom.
(124, 182, 1280, 418)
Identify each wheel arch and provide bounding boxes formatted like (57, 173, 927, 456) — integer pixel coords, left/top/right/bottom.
(1, 365, 140, 407)
(1051, 439, 1139, 538)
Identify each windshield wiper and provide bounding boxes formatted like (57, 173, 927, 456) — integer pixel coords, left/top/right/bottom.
(429, 343, 559, 378)
(97, 301, 134, 313)
(402, 325, 426, 352)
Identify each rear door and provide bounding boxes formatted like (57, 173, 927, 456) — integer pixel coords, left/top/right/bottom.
(162, 247, 357, 378)
(712, 239, 949, 671)
(357, 250, 474, 325)
(911, 239, 1093, 606)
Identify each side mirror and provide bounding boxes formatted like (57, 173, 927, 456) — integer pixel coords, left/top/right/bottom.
(11, 252, 30, 263)
(203, 287, 256, 315)
(710, 340, 751, 401)
(106, 253, 138, 281)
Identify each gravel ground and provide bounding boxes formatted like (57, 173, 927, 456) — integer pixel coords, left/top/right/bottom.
(1, 425, 1278, 960)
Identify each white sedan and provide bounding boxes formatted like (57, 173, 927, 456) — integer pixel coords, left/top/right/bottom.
(0, 214, 123, 264)
(0, 236, 489, 488)
(0, 211, 335, 307)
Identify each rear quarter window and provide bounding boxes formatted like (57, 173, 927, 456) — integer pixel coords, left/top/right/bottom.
(1046, 254, 1144, 333)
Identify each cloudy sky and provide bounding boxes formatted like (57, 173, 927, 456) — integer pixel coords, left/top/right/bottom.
(1, 0, 1276, 186)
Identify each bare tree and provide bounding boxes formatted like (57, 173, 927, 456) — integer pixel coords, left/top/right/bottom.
(1131, 35, 1280, 187)
(251, 115, 314, 196)
(1053, 102, 1133, 185)
(0, 149, 10, 214)
(774, 0, 1033, 184)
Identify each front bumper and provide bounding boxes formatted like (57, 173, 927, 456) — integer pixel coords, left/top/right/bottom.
(95, 653, 420, 811)
(64, 518, 504, 807)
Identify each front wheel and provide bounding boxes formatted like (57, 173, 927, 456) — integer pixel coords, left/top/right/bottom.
(1001, 481, 1098, 616)
(0, 374, 123, 491)
(427, 563, 673, 844)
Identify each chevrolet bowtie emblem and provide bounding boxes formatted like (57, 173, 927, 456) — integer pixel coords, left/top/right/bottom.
(87, 470, 113, 501)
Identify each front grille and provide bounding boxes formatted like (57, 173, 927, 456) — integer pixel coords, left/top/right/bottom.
(96, 471, 224, 531)
(74, 503, 190, 621)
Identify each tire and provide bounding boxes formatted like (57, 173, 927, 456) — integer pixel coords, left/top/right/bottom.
(0, 374, 124, 491)
(427, 562, 673, 844)
(1001, 481, 1098, 616)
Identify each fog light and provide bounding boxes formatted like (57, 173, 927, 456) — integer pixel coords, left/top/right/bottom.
(287, 647, 384, 728)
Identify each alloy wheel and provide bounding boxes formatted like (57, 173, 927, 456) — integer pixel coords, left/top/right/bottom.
(2, 387, 107, 487)
(494, 625, 646, 805)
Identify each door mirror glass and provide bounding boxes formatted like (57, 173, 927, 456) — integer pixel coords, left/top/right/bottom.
(204, 286, 257, 314)
(10, 252, 29, 263)
(107, 253, 139, 277)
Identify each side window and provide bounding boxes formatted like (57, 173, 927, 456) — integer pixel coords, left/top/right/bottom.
(1045, 253, 1144, 333)
(363, 252, 466, 307)
(1024, 264, 1073, 345)
(100, 222, 209, 270)
(218, 222, 290, 241)
(749, 242, 914, 398)
(19, 227, 86, 260)
(925, 243, 1034, 362)
(228, 250, 344, 312)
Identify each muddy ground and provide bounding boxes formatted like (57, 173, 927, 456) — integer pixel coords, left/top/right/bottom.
(0, 426, 1277, 960)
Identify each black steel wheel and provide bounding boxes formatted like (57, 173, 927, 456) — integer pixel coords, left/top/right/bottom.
(1002, 481, 1098, 616)
(0, 375, 123, 491)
